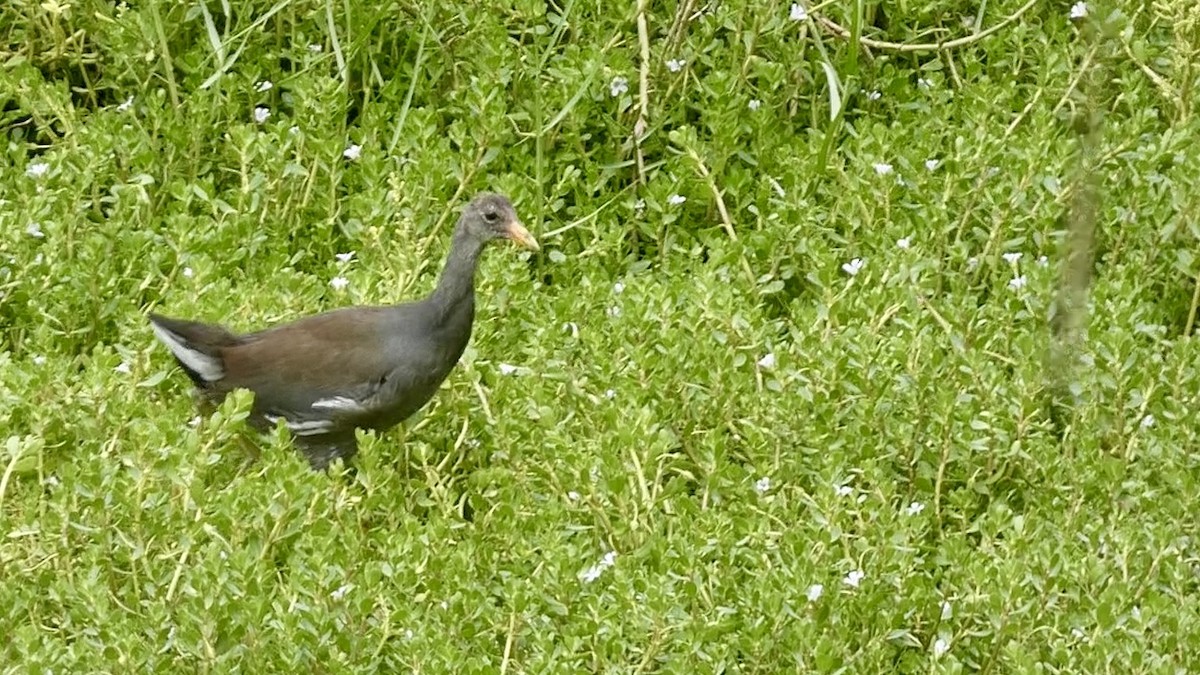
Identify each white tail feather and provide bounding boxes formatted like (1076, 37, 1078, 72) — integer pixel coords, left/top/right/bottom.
(150, 321, 225, 382)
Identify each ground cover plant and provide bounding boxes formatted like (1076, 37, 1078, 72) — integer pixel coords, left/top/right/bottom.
(3, 0, 1200, 670)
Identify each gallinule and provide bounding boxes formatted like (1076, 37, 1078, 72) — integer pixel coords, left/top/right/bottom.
(149, 193, 538, 469)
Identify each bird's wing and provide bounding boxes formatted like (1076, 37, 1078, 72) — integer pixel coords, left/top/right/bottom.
(219, 306, 439, 434)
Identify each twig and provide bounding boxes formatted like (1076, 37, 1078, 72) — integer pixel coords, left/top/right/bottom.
(634, 0, 651, 185)
(815, 0, 1039, 53)
(685, 147, 737, 241)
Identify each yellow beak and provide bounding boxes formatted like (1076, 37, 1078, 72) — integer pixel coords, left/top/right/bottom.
(505, 220, 540, 251)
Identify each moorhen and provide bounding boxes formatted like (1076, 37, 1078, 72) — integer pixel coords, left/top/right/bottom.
(148, 193, 539, 469)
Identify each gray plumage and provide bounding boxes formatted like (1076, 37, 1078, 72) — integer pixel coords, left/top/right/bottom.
(149, 193, 538, 469)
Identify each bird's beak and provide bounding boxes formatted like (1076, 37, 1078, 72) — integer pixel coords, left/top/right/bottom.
(505, 219, 540, 251)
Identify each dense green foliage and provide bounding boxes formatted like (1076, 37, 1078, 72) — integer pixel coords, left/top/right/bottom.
(4, 0, 1200, 670)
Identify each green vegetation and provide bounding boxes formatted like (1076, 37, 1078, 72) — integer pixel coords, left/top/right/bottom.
(4, 0, 1200, 670)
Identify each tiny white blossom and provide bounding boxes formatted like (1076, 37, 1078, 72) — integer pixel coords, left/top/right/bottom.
(873, 162, 893, 175)
(789, 2, 808, 21)
(867, 90, 881, 101)
(308, 43, 323, 52)
(567, 491, 580, 501)
(182, 267, 194, 278)
(606, 306, 622, 318)
(844, 569, 865, 587)
(32, 355, 46, 366)
(835, 484, 854, 497)
(896, 237, 911, 250)
(613, 281, 625, 294)
(1131, 606, 1141, 621)
(26, 162, 49, 178)
(842, 258, 865, 276)
(666, 58, 685, 73)
(1069, 2, 1088, 20)
(967, 256, 979, 270)
(117, 95, 134, 112)
(1140, 414, 1155, 429)
(343, 144, 362, 161)
(757, 352, 776, 369)
(918, 77, 933, 89)
(27, 222, 44, 238)
(925, 159, 940, 171)
(330, 583, 353, 600)
(1002, 252, 1023, 264)
(610, 76, 629, 98)
(806, 584, 824, 601)
(256, 80, 273, 92)
(905, 501, 925, 516)
(188, 416, 202, 427)
(115, 361, 131, 374)
(1008, 275, 1027, 291)
(579, 550, 617, 583)
(747, 99, 762, 111)
(253, 106, 270, 124)
(933, 638, 949, 657)
(755, 476, 771, 494)
(498, 363, 519, 376)
(335, 251, 355, 263)
(288, 125, 300, 135)
(604, 389, 616, 399)
(668, 194, 687, 205)
(330, 276, 350, 290)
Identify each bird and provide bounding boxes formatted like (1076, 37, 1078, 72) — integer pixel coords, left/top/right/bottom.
(148, 193, 539, 469)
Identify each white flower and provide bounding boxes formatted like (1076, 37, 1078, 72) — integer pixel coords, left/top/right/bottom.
(335, 251, 355, 263)
(967, 256, 979, 270)
(606, 306, 622, 318)
(26, 222, 44, 238)
(1038, 255, 1049, 267)
(330, 276, 350, 290)
(330, 583, 353, 600)
(26, 162, 49, 178)
(757, 352, 776, 369)
(633, 199, 646, 212)
(32, 355, 46, 366)
(609, 76, 629, 98)
(253, 106, 270, 124)
(873, 162, 893, 175)
(835, 484, 854, 497)
(1069, 2, 1088, 20)
(925, 159, 940, 171)
(117, 95, 134, 112)
(867, 90, 881, 101)
(668, 194, 687, 205)
(498, 363, 519, 376)
(905, 501, 925, 516)
(806, 584, 824, 601)
(579, 551, 617, 583)
(1002, 252, 1023, 264)
(115, 361, 131, 374)
(843, 569, 865, 587)
(611, 282, 626, 296)
(841, 258, 865, 276)
(1008, 275, 1027, 291)
(918, 77, 933, 89)
(666, 58, 685, 73)
(182, 267, 194, 278)
(308, 43, 323, 52)
(896, 237, 911, 250)
(604, 389, 616, 399)
(256, 80, 273, 92)
(755, 476, 771, 494)
(567, 491, 581, 501)
(789, 2, 808, 21)
(1140, 414, 1155, 429)
(343, 144, 362, 161)
(933, 638, 949, 657)
(747, 99, 762, 111)
(288, 125, 301, 135)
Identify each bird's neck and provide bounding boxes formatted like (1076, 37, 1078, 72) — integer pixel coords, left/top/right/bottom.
(430, 225, 483, 316)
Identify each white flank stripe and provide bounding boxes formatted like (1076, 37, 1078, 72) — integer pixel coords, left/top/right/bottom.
(150, 322, 225, 382)
(311, 396, 364, 412)
(265, 414, 334, 436)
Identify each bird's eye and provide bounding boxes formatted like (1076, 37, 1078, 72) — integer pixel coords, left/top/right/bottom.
(483, 210, 499, 223)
